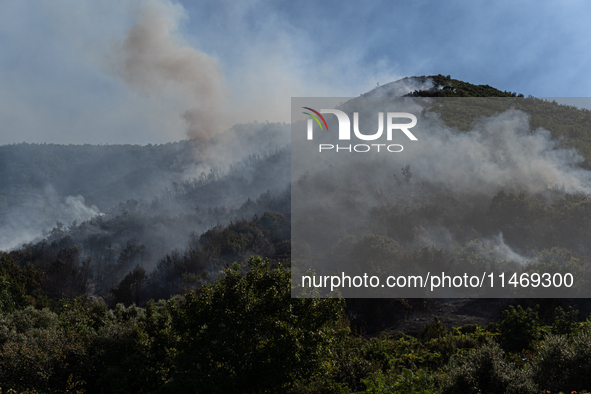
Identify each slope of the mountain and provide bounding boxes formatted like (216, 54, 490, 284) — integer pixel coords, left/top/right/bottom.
(362, 74, 524, 98)
(0, 141, 193, 210)
(179, 148, 290, 210)
(361, 75, 591, 167)
(361, 75, 435, 97)
(4, 74, 591, 335)
(409, 74, 524, 97)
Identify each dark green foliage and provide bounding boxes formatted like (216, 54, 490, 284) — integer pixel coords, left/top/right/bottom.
(88, 300, 178, 394)
(6, 235, 91, 304)
(0, 275, 15, 313)
(0, 295, 178, 393)
(3, 209, 292, 307)
(409, 74, 524, 98)
(0, 270, 590, 393)
(329, 336, 380, 391)
(289, 379, 352, 394)
(110, 264, 147, 306)
(421, 317, 446, 341)
(0, 306, 87, 392)
(362, 368, 437, 394)
(441, 341, 538, 394)
(166, 257, 346, 393)
(146, 211, 291, 303)
(257, 211, 291, 244)
(0, 253, 48, 309)
(534, 330, 591, 393)
(498, 305, 540, 353)
(198, 213, 290, 266)
(299, 330, 446, 392)
(298, 325, 493, 393)
(552, 306, 579, 335)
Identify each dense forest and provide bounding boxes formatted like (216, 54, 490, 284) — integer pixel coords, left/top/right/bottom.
(2, 75, 591, 392)
(1, 253, 591, 393)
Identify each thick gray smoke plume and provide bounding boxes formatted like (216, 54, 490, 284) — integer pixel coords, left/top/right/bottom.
(110, 0, 226, 142)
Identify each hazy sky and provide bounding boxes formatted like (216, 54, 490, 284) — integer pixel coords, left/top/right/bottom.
(1, 0, 590, 145)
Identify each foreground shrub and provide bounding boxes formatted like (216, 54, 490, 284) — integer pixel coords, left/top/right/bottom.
(0, 307, 86, 392)
(535, 330, 591, 393)
(498, 305, 540, 353)
(363, 368, 436, 394)
(440, 340, 538, 394)
(165, 257, 347, 393)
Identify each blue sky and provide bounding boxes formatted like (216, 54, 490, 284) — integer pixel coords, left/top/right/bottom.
(1, 0, 590, 145)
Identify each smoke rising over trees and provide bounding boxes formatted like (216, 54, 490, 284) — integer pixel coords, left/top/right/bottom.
(2, 75, 591, 391)
(109, 0, 227, 143)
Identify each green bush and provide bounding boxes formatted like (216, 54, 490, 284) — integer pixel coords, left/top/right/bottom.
(552, 306, 579, 335)
(330, 337, 380, 391)
(0, 307, 87, 392)
(498, 305, 540, 353)
(535, 330, 591, 393)
(289, 379, 352, 394)
(421, 317, 446, 342)
(440, 340, 538, 394)
(363, 368, 436, 394)
(165, 257, 347, 393)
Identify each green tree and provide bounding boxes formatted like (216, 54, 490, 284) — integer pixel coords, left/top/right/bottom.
(441, 341, 538, 394)
(421, 317, 446, 341)
(552, 306, 579, 335)
(111, 264, 148, 306)
(498, 305, 540, 353)
(0, 275, 14, 313)
(166, 257, 346, 393)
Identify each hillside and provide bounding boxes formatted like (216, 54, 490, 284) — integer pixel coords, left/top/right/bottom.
(0, 122, 289, 250)
(2, 74, 591, 392)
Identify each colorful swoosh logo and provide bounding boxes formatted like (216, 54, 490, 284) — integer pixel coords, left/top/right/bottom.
(302, 107, 328, 131)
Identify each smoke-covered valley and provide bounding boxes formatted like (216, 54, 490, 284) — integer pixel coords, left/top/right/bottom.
(0, 119, 290, 247)
(0, 122, 291, 302)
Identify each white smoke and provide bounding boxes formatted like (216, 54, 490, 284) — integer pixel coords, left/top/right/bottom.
(362, 76, 436, 98)
(483, 232, 530, 265)
(293, 99, 591, 201)
(408, 108, 591, 195)
(0, 188, 101, 251)
(63, 195, 101, 223)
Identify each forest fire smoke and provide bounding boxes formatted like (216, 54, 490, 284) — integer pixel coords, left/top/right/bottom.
(110, 0, 226, 143)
